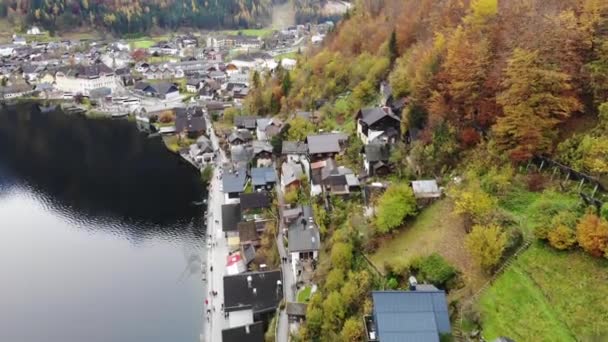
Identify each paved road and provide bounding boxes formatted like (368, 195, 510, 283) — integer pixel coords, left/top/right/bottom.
(201, 111, 229, 342)
(275, 183, 296, 342)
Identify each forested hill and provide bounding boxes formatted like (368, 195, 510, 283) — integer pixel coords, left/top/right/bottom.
(0, 0, 346, 34)
(0, 0, 273, 34)
(246, 0, 608, 169)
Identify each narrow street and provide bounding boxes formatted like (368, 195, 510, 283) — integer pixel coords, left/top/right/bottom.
(201, 111, 228, 342)
(275, 183, 296, 342)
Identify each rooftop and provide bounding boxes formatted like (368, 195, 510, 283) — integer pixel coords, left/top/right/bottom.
(224, 270, 283, 314)
(222, 204, 242, 232)
(371, 290, 451, 342)
(239, 192, 271, 210)
(288, 206, 320, 253)
(250, 167, 276, 186)
(306, 133, 347, 155)
(222, 322, 265, 342)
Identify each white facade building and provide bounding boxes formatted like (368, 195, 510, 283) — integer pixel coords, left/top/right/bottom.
(54, 64, 117, 96)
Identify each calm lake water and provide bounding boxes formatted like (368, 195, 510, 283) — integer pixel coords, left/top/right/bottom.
(0, 104, 206, 342)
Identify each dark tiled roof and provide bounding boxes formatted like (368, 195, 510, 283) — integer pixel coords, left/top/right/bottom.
(175, 106, 206, 133)
(222, 204, 242, 232)
(59, 63, 113, 79)
(239, 192, 270, 210)
(359, 107, 400, 126)
(224, 270, 283, 314)
(222, 322, 265, 342)
(153, 82, 179, 95)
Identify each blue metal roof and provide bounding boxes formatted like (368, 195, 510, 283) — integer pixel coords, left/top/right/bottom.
(372, 290, 451, 342)
(251, 167, 276, 186)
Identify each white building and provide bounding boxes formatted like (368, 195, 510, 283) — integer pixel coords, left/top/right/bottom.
(54, 63, 117, 96)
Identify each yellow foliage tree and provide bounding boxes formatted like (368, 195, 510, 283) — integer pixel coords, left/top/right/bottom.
(547, 225, 577, 250)
(576, 212, 608, 257)
(465, 224, 507, 272)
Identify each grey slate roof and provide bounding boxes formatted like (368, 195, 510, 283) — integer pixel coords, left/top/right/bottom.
(286, 302, 308, 316)
(252, 140, 273, 155)
(221, 204, 242, 232)
(411, 180, 441, 199)
(282, 141, 308, 155)
(222, 170, 248, 193)
(196, 135, 213, 153)
(306, 133, 347, 154)
(288, 205, 320, 253)
(251, 167, 276, 187)
(372, 290, 451, 342)
(359, 107, 400, 126)
(154, 82, 179, 95)
(234, 115, 258, 129)
(281, 161, 304, 187)
(230, 145, 254, 165)
(228, 129, 253, 143)
(175, 106, 206, 133)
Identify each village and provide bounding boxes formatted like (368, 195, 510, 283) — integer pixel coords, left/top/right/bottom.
(0, 23, 456, 342)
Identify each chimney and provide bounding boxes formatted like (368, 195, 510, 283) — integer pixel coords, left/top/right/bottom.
(408, 276, 417, 291)
(245, 324, 250, 334)
(247, 275, 253, 289)
(382, 106, 390, 114)
(252, 288, 257, 296)
(276, 280, 283, 298)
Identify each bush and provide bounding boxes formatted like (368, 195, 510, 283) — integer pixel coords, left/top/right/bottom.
(374, 183, 418, 233)
(601, 203, 608, 221)
(411, 253, 458, 289)
(527, 172, 546, 192)
(386, 277, 399, 289)
(547, 225, 577, 250)
(159, 110, 175, 123)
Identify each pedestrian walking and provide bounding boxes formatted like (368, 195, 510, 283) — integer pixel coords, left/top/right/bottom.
(205, 298, 208, 306)
(212, 305, 216, 312)
(210, 266, 213, 272)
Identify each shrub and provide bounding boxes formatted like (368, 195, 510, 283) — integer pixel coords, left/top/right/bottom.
(465, 224, 508, 272)
(411, 253, 458, 289)
(576, 212, 608, 257)
(601, 203, 608, 221)
(548, 225, 577, 250)
(386, 277, 399, 289)
(527, 172, 545, 192)
(374, 183, 418, 233)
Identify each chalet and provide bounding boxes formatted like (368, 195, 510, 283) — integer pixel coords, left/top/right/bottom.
(282, 141, 308, 163)
(234, 116, 258, 131)
(306, 133, 348, 162)
(175, 106, 206, 138)
(285, 302, 308, 323)
(186, 78, 204, 93)
(281, 161, 305, 192)
(54, 63, 117, 96)
(365, 285, 451, 342)
(311, 158, 359, 196)
(222, 169, 248, 203)
(252, 140, 274, 167)
(287, 205, 320, 279)
(230, 145, 254, 170)
(0, 83, 33, 99)
(250, 167, 276, 191)
(228, 129, 254, 147)
(356, 107, 401, 145)
(256, 117, 283, 141)
(189, 135, 215, 164)
(363, 143, 391, 176)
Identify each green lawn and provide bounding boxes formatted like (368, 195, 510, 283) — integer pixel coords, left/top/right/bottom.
(478, 244, 608, 341)
(131, 39, 155, 49)
(222, 28, 274, 37)
(297, 286, 312, 303)
(369, 199, 488, 294)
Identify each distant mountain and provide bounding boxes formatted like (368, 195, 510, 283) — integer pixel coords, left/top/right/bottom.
(0, 0, 273, 34)
(0, 0, 351, 35)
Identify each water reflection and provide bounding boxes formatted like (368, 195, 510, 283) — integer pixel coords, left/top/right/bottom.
(0, 103, 206, 241)
(0, 103, 206, 342)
